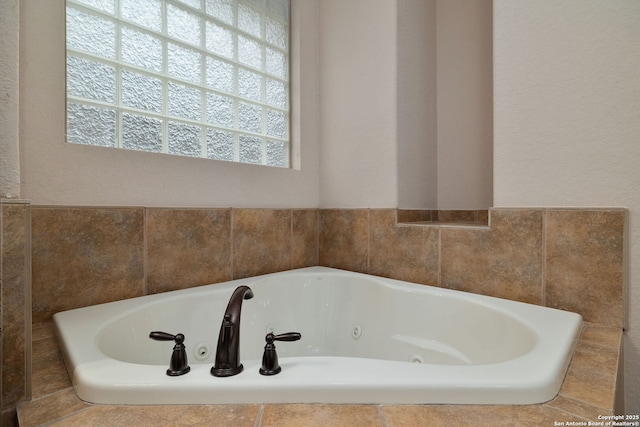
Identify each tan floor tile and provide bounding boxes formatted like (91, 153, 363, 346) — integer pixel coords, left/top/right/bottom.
(383, 404, 583, 427)
(545, 395, 612, 421)
(261, 404, 383, 427)
(559, 341, 618, 409)
(31, 337, 71, 398)
(49, 404, 260, 427)
(579, 323, 622, 349)
(17, 388, 91, 427)
(33, 321, 55, 341)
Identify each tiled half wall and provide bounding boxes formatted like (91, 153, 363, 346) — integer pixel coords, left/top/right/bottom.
(320, 208, 625, 328)
(1, 201, 31, 417)
(30, 208, 319, 323)
(1, 205, 626, 420)
(28, 206, 626, 329)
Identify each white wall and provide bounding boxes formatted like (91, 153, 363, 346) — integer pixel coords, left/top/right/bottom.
(397, 0, 437, 209)
(18, 1, 320, 208)
(0, 0, 20, 199)
(436, 0, 493, 209)
(320, 0, 493, 210)
(319, 0, 399, 208)
(493, 0, 640, 413)
(10, 0, 494, 210)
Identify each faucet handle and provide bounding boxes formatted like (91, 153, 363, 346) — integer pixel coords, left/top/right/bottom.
(268, 332, 302, 343)
(260, 331, 301, 376)
(149, 331, 179, 341)
(149, 331, 191, 376)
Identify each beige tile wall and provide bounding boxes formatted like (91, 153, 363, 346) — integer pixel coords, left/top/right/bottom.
(319, 208, 626, 327)
(25, 205, 628, 327)
(31, 207, 319, 323)
(1, 201, 31, 423)
(0, 204, 626, 423)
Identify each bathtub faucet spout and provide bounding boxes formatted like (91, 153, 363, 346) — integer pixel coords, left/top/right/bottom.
(211, 285, 254, 377)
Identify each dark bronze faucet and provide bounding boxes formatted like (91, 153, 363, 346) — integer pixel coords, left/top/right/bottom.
(211, 285, 254, 377)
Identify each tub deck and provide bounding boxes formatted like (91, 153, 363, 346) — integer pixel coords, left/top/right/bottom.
(17, 321, 622, 426)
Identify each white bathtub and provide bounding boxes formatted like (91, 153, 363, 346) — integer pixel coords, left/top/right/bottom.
(53, 267, 582, 405)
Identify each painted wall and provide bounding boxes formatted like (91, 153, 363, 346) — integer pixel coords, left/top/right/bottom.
(0, 0, 21, 199)
(493, 0, 640, 413)
(320, 0, 493, 210)
(18, 1, 320, 208)
(318, 0, 399, 208)
(436, 0, 493, 209)
(9, 0, 493, 210)
(397, 0, 437, 209)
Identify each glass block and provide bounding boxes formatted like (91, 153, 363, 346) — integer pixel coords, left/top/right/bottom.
(168, 82, 202, 121)
(266, 78, 287, 109)
(238, 35, 263, 70)
(167, 4, 201, 46)
(265, 16, 287, 50)
(168, 43, 202, 84)
(175, 0, 202, 10)
(238, 102, 262, 133)
(207, 128, 234, 161)
(205, 0, 234, 26)
(266, 109, 287, 139)
(238, 3, 262, 38)
(238, 68, 262, 102)
(206, 57, 234, 93)
(67, 102, 116, 147)
(239, 134, 263, 164)
(168, 122, 202, 157)
(266, 0, 289, 21)
(75, 0, 115, 14)
(206, 93, 234, 128)
(121, 0, 162, 32)
(266, 139, 287, 167)
(66, 6, 116, 59)
(121, 26, 163, 73)
(266, 47, 286, 79)
(206, 21, 234, 59)
(67, 55, 116, 104)
(122, 113, 163, 152)
(121, 70, 162, 113)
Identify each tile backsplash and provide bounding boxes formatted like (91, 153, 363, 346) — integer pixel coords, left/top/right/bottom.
(0, 204, 626, 419)
(31, 207, 319, 324)
(319, 207, 625, 328)
(27, 206, 626, 327)
(1, 201, 31, 416)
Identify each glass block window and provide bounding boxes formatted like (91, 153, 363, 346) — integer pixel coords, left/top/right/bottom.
(66, 0, 290, 168)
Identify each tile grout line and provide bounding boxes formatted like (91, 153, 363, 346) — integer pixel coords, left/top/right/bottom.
(316, 209, 320, 266)
(142, 207, 148, 296)
(367, 208, 371, 274)
(437, 227, 442, 287)
(230, 208, 235, 280)
(254, 404, 265, 427)
(541, 209, 547, 306)
(377, 404, 389, 427)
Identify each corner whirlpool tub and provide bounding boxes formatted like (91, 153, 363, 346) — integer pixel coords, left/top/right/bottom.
(53, 267, 582, 405)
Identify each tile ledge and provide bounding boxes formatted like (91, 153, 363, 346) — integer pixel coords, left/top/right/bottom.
(397, 221, 490, 229)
